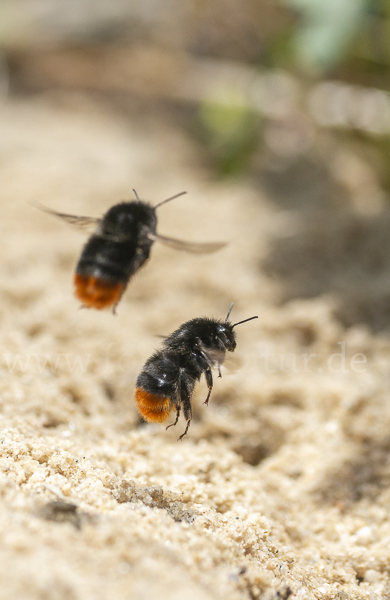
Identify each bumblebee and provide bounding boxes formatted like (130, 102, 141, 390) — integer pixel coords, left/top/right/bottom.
(135, 304, 257, 440)
(37, 191, 225, 312)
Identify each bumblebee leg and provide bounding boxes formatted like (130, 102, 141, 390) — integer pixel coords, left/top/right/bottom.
(177, 395, 192, 442)
(166, 407, 180, 431)
(218, 365, 222, 378)
(204, 369, 213, 405)
(178, 398, 192, 441)
(177, 373, 193, 441)
(178, 419, 191, 441)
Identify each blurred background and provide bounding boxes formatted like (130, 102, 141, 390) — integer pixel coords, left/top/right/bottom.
(2, 0, 390, 333)
(2, 0, 390, 180)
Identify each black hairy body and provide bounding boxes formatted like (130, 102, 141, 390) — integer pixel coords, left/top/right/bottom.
(77, 201, 157, 282)
(74, 202, 157, 310)
(135, 308, 257, 440)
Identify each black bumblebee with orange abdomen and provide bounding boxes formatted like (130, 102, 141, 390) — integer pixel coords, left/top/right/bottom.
(135, 304, 258, 440)
(37, 191, 225, 312)
(74, 200, 157, 310)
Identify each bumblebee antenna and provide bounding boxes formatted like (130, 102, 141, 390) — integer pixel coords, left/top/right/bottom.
(154, 191, 187, 210)
(232, 315, 258, 329)
(133, 189, 141, 202)
(225, 303, 234, 322)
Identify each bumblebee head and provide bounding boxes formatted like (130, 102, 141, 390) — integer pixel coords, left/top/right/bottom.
(102, 201, 157, 239)
(216, 323, 237, 352)
(223, 303, 258, 351)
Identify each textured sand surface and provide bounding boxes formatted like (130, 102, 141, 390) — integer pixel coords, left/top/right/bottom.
(1, 94, 390, 600)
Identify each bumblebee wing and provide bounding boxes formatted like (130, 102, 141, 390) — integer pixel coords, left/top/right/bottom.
(32, 202, 100, 233)
(155, 233, 226, 254)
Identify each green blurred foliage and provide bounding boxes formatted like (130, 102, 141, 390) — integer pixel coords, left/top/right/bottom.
(196, 0, 390, 183)
(280, 0, 390, 86)
(284, 0, 369, 73)
(283, 0, 390, 194)
(196, 94, 261, 177)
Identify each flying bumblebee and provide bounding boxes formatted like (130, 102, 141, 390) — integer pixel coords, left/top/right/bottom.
(37, 191, 225, 312)
(135, 304, 258, 440)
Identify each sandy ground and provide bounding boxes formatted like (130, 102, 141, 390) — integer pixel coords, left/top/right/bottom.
(1, 92, 390, 600)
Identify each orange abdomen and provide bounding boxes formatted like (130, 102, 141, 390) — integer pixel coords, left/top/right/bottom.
(134, 388, 172, 423)
(74, 274, 125, 310)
